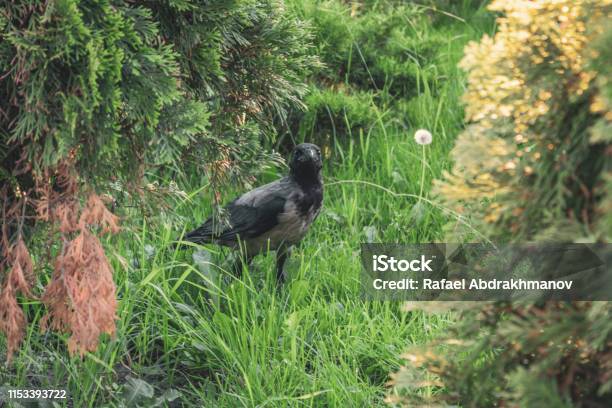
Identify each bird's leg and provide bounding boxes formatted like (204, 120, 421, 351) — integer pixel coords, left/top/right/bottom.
(276, 245, 292, 284)
(231, 252, 254, 278)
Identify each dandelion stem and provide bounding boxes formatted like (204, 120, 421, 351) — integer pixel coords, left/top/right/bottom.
(418, 145, 426, 201)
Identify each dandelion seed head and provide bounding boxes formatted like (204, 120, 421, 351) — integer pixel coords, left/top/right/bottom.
(414, 129, 433, 145)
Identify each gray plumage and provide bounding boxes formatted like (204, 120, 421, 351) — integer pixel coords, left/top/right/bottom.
(178, 143, 324, 283)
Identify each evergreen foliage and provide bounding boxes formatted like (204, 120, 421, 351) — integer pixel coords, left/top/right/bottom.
(434, 0, 610, 241)
(1, 0, 316, 187)
(389, 1, 612, 406)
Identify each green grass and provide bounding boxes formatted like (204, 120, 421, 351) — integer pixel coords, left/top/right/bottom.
(1, 2, 493, 406)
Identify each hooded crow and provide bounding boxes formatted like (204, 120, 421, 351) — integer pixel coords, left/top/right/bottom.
(178, 143, 323, 283)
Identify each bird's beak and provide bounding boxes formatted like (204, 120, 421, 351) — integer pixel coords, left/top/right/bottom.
(306, 149, 318, 160)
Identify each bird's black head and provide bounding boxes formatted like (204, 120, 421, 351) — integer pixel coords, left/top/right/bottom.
(289, 143, 322, 186)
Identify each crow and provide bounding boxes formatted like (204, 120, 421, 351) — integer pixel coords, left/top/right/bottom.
(177, 143, 323, 283)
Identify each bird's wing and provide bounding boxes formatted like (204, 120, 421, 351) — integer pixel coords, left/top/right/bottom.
(216, 195, 287, 241)
(183, 178, 292, 244)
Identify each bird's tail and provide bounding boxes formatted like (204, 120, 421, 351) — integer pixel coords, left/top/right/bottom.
(172, 221, 215, 250)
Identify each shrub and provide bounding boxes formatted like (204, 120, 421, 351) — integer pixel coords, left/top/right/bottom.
(0, 0, 315, 361)
(283, 0, 462, 145)
(295, 87, 378, 141)
(388, 1, 612, 406)
(292, 1, 441, 96)
(434, 0, 610, 242)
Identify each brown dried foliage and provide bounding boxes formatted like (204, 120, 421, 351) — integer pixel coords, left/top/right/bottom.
(1, 162, 121, 361)
(0, 182, 36, 363)
(0, 238, 35, 362)
(40, 191, 120, 356)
